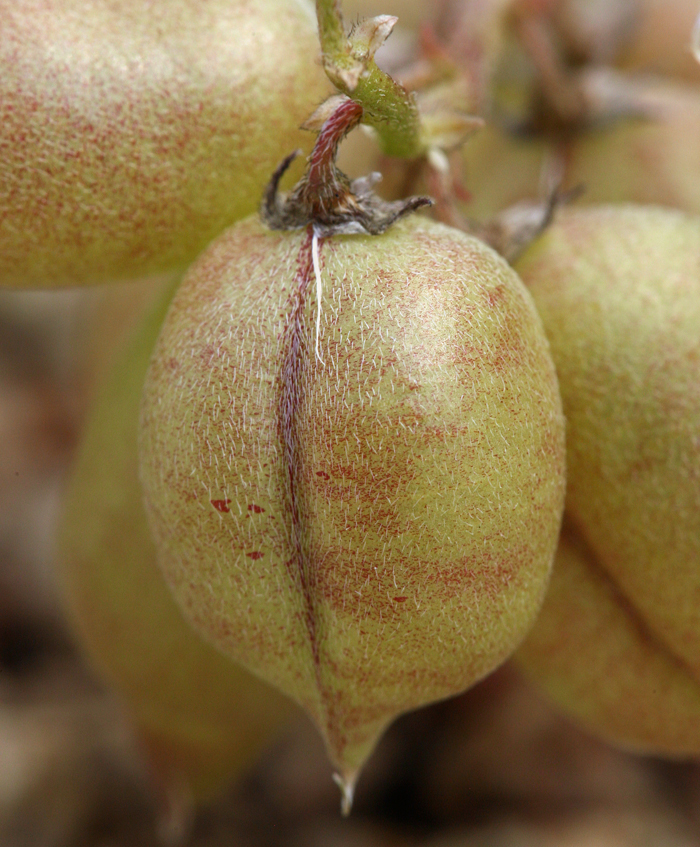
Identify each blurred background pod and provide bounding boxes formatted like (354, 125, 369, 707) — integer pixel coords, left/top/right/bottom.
(517, 523, 700, 757)
(0, 0, 330, 289)
(512, 204, 700, 756)
(57, 276, 296, 824)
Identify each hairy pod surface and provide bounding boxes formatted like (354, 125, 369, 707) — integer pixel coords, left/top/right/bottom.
(514, 205, 700, 752)
(59, 279, 293, 803)
(139, 215, 566, 792)
(0, 0, 328, 288)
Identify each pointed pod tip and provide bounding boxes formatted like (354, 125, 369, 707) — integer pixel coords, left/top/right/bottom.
(332, 770, 358, 817)
(153, 775, 195, 846)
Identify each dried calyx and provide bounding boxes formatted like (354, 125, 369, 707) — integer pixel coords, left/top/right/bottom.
(261, 95, 433, 237)
(469, 183, 584, 263)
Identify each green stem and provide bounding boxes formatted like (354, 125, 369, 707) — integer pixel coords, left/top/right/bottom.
(316, 0, 346, 56)
(315, 0, 424, 158)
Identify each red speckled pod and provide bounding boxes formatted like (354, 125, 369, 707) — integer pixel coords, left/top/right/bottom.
(139, 214, 565, 808)
(0, 0, 329, 288)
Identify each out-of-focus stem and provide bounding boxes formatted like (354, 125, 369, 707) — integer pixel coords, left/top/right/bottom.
(513, 7, 586, 127)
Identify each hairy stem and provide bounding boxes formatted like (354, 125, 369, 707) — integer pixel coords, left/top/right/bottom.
(315, 0, 424, 158)
(316, 0, 346, 55)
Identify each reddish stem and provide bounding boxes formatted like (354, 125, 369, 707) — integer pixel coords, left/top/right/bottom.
(304, 98, 364, 197)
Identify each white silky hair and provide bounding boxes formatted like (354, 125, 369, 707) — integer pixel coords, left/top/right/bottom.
(312, 227, 326, 366)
